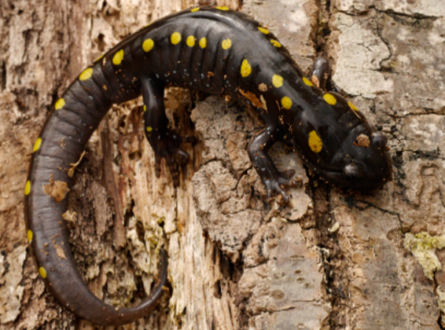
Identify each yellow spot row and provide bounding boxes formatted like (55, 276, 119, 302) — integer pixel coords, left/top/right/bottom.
(186, 36, 195, 47)
(199, 37, 207, 48)
(39, 267, 47, 279)
(55, 98, 65, 110)
(258, 27, 270, 34)
(272, 74, 283, 88)
(348, 101, 359, 111)
(240, 59, 251, 78)
(302, 77, 313, 87)
(33, 138, 42, 152)
(308, 130, 323, 153)
(323, 93, 360, 112)
(323, 93, 337, 106)
(281, 96, 292, 110)
(222, 39, 232, 50)
(79, 68, 93, 81)
(113, 49, 124, 65)
(191, 6, 229, 12)
(25, 180, 31, 195)
(143, 38, 154, 52)
(270, 39, 281, 48)
(171, 32, 181, 45)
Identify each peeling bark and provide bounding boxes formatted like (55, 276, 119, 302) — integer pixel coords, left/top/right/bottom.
(1, 0, 445, 329)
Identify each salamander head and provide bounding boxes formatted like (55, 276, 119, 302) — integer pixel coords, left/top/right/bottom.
(318, 128, 392, 191)
(290, 112, 392, 191)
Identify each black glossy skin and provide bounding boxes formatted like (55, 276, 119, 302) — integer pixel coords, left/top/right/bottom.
(25, 6, 392, 326)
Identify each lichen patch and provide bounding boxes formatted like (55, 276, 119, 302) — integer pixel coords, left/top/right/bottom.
(404, 232, 445, 280)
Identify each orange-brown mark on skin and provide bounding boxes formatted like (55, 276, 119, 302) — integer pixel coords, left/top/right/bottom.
(43, 175, 70, 202)
(260, 95, 268, 111)
(52, 235, 67, 260)
(58, 137, 66, 150)
(258, 83, 268, 92)
(68, 150, 86, 177)
(310, 75, 320, 88)
(356, 134, 370, 148)
(238, 89, 264, 109)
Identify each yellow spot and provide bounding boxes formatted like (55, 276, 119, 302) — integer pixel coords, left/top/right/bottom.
(281, 96, 292, 110)
(186, 35, 195, 47)
(302, 77, 313, 87)
(258, 27, 270, 34)
(216, 6, 229, 10)
(191, 7, 200, 12)
(323, 93, 337, 106)
(272, 74, 283, 88)
(79, 68, 93, 81)
(348, 101, 359, 111)
(27, 230, 33, 242)
(146, 126, 153, 132)
(143, 105, 147, 112)
(199, 37, 207, 48)
(308, 130, 323, 153)
(142, 38, 154, 52)
(222, 39, 232, 50)
(33, 138, 42, 152)
(240, 59, 252, 78)
(39, 267, 47, 279)
(171, 32, 181, 45)
(112, 49, 124, 65)
(270, 39, 281, 47)
(94, 54, 104, 62)
(55, 98, 65, 110)
(25, 181, 31, 195)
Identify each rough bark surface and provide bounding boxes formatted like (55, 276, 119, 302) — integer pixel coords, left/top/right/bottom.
(1, 0, 445, 329)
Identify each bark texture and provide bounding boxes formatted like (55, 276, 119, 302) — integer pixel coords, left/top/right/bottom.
(1, 0, 445, 329)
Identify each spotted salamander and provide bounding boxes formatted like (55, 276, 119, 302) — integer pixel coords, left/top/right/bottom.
(25, 5, 392, 326)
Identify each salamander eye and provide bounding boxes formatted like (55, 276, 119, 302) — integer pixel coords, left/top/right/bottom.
(344, 163, 364, 178)
(372, 132, 387, 148)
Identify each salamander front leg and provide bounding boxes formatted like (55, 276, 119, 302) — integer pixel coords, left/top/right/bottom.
(141, 77, 192, 187)
(248, 128, 298, 204)
(311, 57, 345, 95)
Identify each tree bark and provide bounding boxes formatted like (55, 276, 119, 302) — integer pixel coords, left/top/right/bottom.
(1, 0, 445, 329)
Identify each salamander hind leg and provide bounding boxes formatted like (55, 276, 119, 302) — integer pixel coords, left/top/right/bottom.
(141, 77, 191, 187)
(248, 128, 299, 204)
